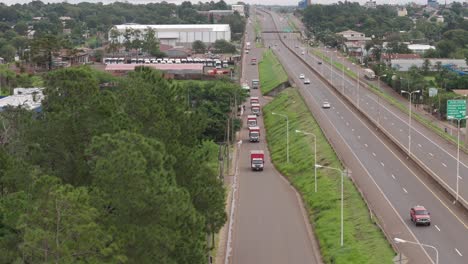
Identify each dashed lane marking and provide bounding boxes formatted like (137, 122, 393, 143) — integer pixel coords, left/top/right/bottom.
(455, 248, 462, 256)
(403, 188, 408, 194)
(435, 225, 440, 231)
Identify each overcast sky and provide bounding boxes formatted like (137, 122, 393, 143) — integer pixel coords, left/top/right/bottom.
(1, 0, 463, 6)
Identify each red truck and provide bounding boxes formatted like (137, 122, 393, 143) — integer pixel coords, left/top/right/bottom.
(251, 58, 257, 65)
(251, 103, 261, 116)
(249, 126, 260, 142)
(247, 115, 257, 127)
(250, 96, 259, 105)
(250, 150, 264, 171)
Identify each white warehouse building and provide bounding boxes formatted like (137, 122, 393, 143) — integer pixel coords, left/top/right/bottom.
(109, 24, 231, 47)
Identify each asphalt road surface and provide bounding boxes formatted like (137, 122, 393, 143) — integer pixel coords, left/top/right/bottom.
(227, 13, 322, 264)
(258, 9, 468, 264)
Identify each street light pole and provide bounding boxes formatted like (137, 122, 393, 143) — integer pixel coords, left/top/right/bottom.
(315, 164, 344, 247)
(296, 130, 317, 192)
(448, 115, 468, 203)
(401, 89, 420, 156)
(377, 74, 387, 124)
(272, 112, 289, 163)
(394, 238, 438, 264)
(342, 56, 345, 95)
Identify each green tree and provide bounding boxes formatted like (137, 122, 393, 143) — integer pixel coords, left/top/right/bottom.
(30, 34, 62, 70)
(0, 44, 16, 62)
(107, 27, 121, 56)
(192, 40, 206, 53)
(87, 131, 207, 263)
(422, 58, 431, 74)
(142, 27, 162, 56)
(1, 175, 123, 264)
(213, 39, 236, 54)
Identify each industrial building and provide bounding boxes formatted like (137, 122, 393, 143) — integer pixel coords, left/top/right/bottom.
(109, 24, 231, 47)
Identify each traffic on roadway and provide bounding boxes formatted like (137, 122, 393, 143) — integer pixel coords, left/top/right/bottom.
(257, 9, 468, 264)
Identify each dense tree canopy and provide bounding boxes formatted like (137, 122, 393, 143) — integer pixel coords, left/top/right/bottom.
(0, 66, 245, 263)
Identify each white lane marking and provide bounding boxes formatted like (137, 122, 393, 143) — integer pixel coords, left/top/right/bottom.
(455, 248, 462, 256)
(391, 122, 395, 126)
(336, 111, 339, 114)
(341, 116, 344, 119)
(352, 128, 355, 132)
(418, 144, 422, 148)
(399, 129, 403, 132)
(384, 116, 388, 120)
(442, 163, 447, 167)
(434, 225, 440, 231)
(366, 102, 369, 105)
(346, 122, 349, 126)
(364, 143, 368, 147)
(380, 162, 385, 167)
(429, 153, 434, 157)
(403, 188, 408, 193)
(358, 135, 361, 139)
(391, 174, 396, 180)
(372, 152, 376, 157)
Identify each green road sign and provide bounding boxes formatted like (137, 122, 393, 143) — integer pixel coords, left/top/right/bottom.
(447, 100, 466, 119)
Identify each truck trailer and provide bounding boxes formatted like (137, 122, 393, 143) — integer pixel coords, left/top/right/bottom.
(251, 103, 261, 116)
(250, 96, 259, 105)
(249, 126, 260, 142)
(247, 115, 257, 127)
(250, 150, 264, 171)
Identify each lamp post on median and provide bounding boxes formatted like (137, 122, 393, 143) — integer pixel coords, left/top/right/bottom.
(315, 164, 345, 247)
(296, 130, 317, 192)
(376, 74, 387, 124)
(447, 113, 467, 204)
(272, 112, 289, 163)
(394, 238, 438, 264)
(401, 89, 420, 156)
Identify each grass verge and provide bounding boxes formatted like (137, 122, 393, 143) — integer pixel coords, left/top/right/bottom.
(311, 49, 462, 149)
(264, 88, 395, 263)
(259, 50, 288, 95)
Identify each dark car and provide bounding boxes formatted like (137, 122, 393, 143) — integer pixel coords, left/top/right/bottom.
(318, 61, 322, 65)
(410, 205, 431, 226)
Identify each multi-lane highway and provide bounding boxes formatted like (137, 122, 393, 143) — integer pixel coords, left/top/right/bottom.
(257, 9, 468, 264)
(226, 13, 322, 264)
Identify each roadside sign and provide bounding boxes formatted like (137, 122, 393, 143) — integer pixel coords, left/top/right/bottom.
(447, 100, 466, 119)
(428, 87, 438, 97)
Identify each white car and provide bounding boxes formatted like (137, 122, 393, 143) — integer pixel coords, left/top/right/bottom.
(299, 74, 305, 79)
(242, 83, 250, 91)
(304, 78, 311, 84)
(322, 102, 331, 108)
(301, 51, 305, 55)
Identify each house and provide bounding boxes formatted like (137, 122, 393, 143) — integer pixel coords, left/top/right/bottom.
(27, 30, 35, 40)
(397, 7, 408, 16)
(336, 30, 371, 58)
(407, 44, 435, 54)
(0, 87, 44, 112)
(381, 53, 421, 65)
(436, 15, 444, 23)
(364, 1, 377, 9)
(52, 49, 90, 68)
(0, 57, 4, 64)
(231, 4, 245, 16)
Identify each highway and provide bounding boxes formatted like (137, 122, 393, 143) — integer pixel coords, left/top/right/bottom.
(258, 9, 468, 264)
(226, 12, 322, 264)
(286, 22, 468, 209)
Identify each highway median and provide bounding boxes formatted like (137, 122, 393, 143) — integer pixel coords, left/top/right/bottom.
(263, 88, 395, 263)
(259, 49, 289, 95)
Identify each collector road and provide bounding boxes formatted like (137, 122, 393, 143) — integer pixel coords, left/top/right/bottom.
(257, 9, 468, 264)
(226, 11, 322, 264)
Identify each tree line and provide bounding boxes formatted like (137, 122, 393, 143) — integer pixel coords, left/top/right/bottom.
(0, 66, 246, 263)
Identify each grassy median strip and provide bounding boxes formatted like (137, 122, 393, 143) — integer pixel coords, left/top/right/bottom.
(311, 49, 462, 149)
(259, 50, 288, 95)
(264, 88, 395, 263)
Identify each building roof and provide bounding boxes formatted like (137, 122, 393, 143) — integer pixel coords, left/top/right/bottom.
(113, 24, 230, 32)
(381, 53, 421, 60)
(337, 30, 365, 36)
(0, 88, 44, 111)
(407, 44, 435, 50)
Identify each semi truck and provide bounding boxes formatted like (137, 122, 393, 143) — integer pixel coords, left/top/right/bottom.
(251, 103, 260, 116)
(252, 79, 260, 89)
(251, 58, 257, 65)
(250, 150, 264, 171)
(364, 68, 376, 79)
(250, 96, 259, 105)
(247, 115, 257, 127)
(249, 126, 260, 142)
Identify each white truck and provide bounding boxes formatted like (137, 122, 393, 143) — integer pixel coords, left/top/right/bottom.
(364, 69, 376, 80)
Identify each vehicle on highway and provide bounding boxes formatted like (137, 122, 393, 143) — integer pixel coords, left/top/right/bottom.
(410, 206, 431, 226)
(304, 78, 311, 84)
(317, 61, 322, 65)
(301, 51, 305, 55)
(249, 126, 260, 142)
(299, 74, 305, 79)
(364, 68, 376, 79)
(246, 42, 251, 50)
(295, 45, 299, 48)
(250, 96, 259, 105)
(242, 83, 250, 91)
(322, 102, 331, 108)
(251, 58, 257, 65)
(245, 49, 249, 54)
(250, 150, 264, 171)
(251, 103, 261, 116)
(252, 79, 260, 89)
(247, 115, 257, 127)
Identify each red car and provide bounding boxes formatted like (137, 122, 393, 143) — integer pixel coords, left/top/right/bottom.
(410, 205, 431, 226)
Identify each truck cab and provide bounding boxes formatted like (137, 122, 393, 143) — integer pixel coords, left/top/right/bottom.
(250, 150, 264, 171)
(247, 115, 257, 127)
(250, 96, 259, 105)
(251, 58, 257, 65)
(252, 79, 260, 89)
(249, 126, 260, 142)
(251, 103, 261, 116)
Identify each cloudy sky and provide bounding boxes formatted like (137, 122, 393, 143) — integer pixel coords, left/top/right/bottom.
(1, 0, 462, 6)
